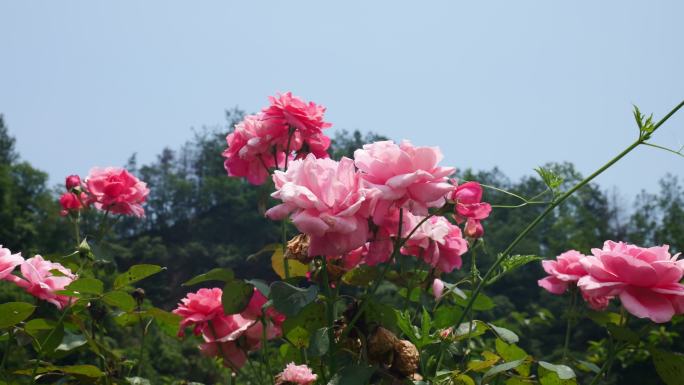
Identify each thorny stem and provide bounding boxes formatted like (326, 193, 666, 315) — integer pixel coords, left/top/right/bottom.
(320, 257, 337, 374)
(562, 286, 578, 363)
(450, 100, 684, 340)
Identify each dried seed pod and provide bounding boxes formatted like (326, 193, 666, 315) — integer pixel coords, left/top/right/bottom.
(392, 339, 419, 377)
(285, 234, 312, 263)
(368, 327, 399, 367)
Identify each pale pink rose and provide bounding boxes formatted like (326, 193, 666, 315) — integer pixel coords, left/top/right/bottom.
(354, 140, 455, 220)
(199, 340, 247, 369)
(65, 175, 81, 190)
(537, 250, 588, 295)
(266, 155, 371, 256)
(401, 216, 468, 273)
(13, 255, 76, 309)
(432, 278, 445, 299)
(277, 362, 318, 385)
(201, 314, 256, 343)
(363, 207, 417, 266)
(582, 291, 612, 311)
(222, 113, 289, 185)
(578, 241, 684, 323)
(173, 287, 224, 336)
(262, 92, 332, 158)
(86, 167, 149, 217)
(449, 181, 491, 238)
(0, 246, 23, 280)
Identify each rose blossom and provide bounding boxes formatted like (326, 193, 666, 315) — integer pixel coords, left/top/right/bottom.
(223, 113, 289, 185)
(12, 255, 77, 309)
(354, 140, 455, 221)
(0, 246, 23, 280)
(432, 278, 445, 299)
(276, 363, 318, 385)
(537, 250, 588, 295)
(265, 155, 371, 256)
(173, 287, 224, 336)
(262, 92, 332, 158)
(401, 216, 468, 273)
(65, 175, 81, 190)
(449, 181, 491, 238)
(578, 241, 684, 323)
(86, 167, 149, 217)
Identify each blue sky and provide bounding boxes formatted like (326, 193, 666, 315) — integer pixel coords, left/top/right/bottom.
(1, 1, 682, 199)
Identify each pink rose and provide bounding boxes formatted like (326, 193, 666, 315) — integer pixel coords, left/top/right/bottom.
(59, 192, 88, 216)
(86, 167, 149, 217)
(223, 114, 289, 185)
(537, 250, 588, 295)
(277, 363, 318, 385)
(65, 175, 81, 190)
(0, 246, 23, 280)
(354, 140, 455, 221)
(401, 216, 468, 273)
(578, 241, 684, 323)
(432, 278, 445, 299)
(266, 155, 371, 256)
(449, 181, 491, 238)
(199, 340, 247, 370)
(13, 255, 77, 309)
(262, 92, 332, 158)
(173, 287, 225, 336)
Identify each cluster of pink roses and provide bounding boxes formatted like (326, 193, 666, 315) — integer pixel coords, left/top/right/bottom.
(173, 287, 285, 370)
(265, 139, 491, 273)
(538, 241, 684, 323)
(59, 167, 149, 217)
(223, 92, 332, 185)
(0, 245, 77, 309)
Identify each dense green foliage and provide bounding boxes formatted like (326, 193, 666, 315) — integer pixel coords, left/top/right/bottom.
(0, 110, 682, 384)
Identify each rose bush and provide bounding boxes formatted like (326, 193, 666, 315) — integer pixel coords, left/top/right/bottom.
(0, 94, 682, 385)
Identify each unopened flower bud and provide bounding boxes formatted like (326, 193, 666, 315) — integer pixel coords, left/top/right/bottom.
(132, 288, 145, 307)
(65, 175, 81, 191)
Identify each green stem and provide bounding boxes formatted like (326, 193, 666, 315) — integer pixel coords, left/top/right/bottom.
(72, 213, 81, 246)
(281, 220, 291, 280)
(320, 257, 337, 374)
(642, 141, 684, 158)
(29, 305, 72, 385)
(260, 313, 274, 385)
(1, 328, 13, 380)
(136, 312, 146, 377)
(562, 286, 578, 363)
(451, 100, 684, 334)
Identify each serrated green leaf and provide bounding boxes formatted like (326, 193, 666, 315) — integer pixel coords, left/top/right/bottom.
(270, 282, 318, 318)
(221, 280, 254, 314)
(482, 359, 526, 383)
(538, 361, 575, 379)
(454, 290, 495, 311)
(488, 323, 519, 344)
(0, 302, 35, 329)
(282, 302, 326, 348)
(652, 349, 684, 385)
(102, 291, 136, 311)
(182, 268, 235, 286)
(66, 277, 103, 295)
(147, 307, 181, 337)
(307, 327, 329, 357)
(114, 264, 164, 289)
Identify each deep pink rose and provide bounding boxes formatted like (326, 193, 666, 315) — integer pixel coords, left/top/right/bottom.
(65, 175, 81, 190)
(86, 167, 149, 217)
(266, 155, 372, 256)
(261, 92, 332, 158)
(223, 113, 289, 185)
(0, 246, 23, 280)
(173, 287, 224, 336)
(538, 250, 588, 295)
(578, 241, 684, 323)
(59, 192, 88, 216)
(13, 255, 77, 309)
(449, 181, 491, 238)
(278, 363, 318, 385)
(401, 216, 468, 273)
(354, 140, 455, 221)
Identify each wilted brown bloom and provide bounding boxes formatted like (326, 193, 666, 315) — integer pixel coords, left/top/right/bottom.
(285, 234, 311, 263)
(393, 339, 419, 376)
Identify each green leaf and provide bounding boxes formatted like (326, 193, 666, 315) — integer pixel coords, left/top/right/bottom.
(453, 320, 487, 339)
(482, 359, 526, 383)
(282, 302, 326, 348)
(327, 364, 375, 385)
(66, 278, 103, 295)
(453, 374, 475, 385)
(307, 327, 330, 357)
(607, 324, 639, 344)
(15, 364, 104, 378)
(102, 291, 136, 311)
(246, 279, 270, 297)
(538, 361, 575, 380)
(271, 246, 308, 279)
(182, 268, 234, 286)
(467, 351, 500, 371)
(25, 319, 64, 356)
(586, 311, 621, 327)
(341, 265, 378, 287)
(0, 302, 35, 329)
(56, 331, 87, 352)
(270, 282, 318, 318)
(433, 305, 463, 329)
(147, 307, 181, 337)
(488, 323, 519, 344)
(535, 166, 564, 191)
(651, 349, 684, 385)
(222, 280, 254, 314)
(365, 301, 399, 332)
(114, 264, 164, 289)
(454, 290, 495, 311)
(396, 310, 420, 343)
(495, 339, 530, 376)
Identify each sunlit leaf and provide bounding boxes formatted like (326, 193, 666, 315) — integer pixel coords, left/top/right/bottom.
(0, 302, 35, 329)
(114, 264, 164, 289)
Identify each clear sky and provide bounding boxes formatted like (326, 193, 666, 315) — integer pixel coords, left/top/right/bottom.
(1, 1, 682, 199)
